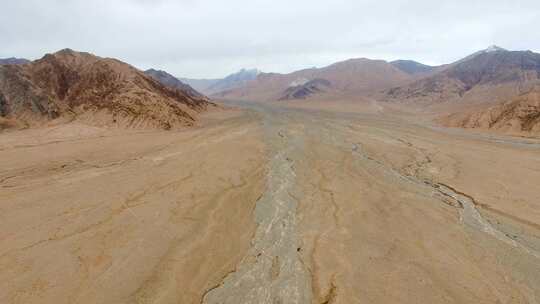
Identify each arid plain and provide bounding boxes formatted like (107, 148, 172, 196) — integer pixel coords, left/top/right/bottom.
(3, 0, 540, 300)
(2, 98, 540, 304)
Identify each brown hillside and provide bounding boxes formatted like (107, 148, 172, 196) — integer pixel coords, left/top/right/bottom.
(441, 87, 540, 134)
(0, 49, 211, 130)
(386, 49, 540, 105)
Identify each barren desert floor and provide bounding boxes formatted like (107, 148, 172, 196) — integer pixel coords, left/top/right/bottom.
(2, 101, 540, 303)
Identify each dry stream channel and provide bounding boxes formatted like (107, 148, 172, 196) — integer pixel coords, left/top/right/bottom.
(204, 101, 540, 303)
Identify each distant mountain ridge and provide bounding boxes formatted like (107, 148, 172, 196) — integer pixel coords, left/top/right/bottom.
(181, 68, 260, 95)
(0, 58, 30, 65)
(216, 58, 413, 101)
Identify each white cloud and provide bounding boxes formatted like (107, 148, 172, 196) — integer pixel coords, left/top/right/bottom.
(1, 0, 539, 78)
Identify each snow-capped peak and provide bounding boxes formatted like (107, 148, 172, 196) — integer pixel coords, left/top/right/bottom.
(484, 45, 506, 53)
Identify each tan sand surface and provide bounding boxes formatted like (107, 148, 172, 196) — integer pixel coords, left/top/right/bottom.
(2, 101, 540, 303)
(0, 109, 266, 304)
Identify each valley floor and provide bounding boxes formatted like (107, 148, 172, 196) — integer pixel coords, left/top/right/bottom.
(2, 101, 540, 303)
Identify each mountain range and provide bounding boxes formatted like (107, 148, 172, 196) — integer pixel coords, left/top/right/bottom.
(193, 45, 539, 134)
(213, 58, 412, 101)
(2, 45, 539, 134)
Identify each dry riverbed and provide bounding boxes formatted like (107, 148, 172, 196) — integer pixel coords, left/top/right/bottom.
(2, 102, 540, 303)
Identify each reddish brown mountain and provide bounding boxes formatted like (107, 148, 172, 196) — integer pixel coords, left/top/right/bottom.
(0, 49, 211, 129)
(386, 47, 540, 134)
(386, 48, 540, 105)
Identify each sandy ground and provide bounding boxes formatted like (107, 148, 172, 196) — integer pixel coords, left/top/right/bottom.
(0, 109, 266, 304)
(2, 101, 540, 303)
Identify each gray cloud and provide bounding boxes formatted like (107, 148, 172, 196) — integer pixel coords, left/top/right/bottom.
(1, 0, 539, 78)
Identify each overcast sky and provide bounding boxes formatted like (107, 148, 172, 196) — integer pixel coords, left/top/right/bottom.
(1, 0, 540, 78)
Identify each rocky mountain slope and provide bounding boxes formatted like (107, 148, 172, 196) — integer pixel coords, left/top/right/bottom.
(0, 49, 211, 129)
(386, 46, 540, 134)
(386, 47, 540, 104)
(217, 58, 412, 101)
(440, 86, 540, 134)
(145, 68, 205, 98)
(0, 57, 30, 65)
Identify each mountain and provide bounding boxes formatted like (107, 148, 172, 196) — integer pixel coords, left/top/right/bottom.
(455, 45, 507, 64)
(0, 49, 211, 130)
(384, 46, 540, 134)
(390, 60, 434, 75)
(181, 68, 260, 95)
(386, 47, 540, 105)
(145, 68, 205, 99)
(217, 58, 412, 101)
(0, 57, 30, 65)
(440, 86, 540, 134)
(279, 78, 332, 101)
(206, 68, 260, 94)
